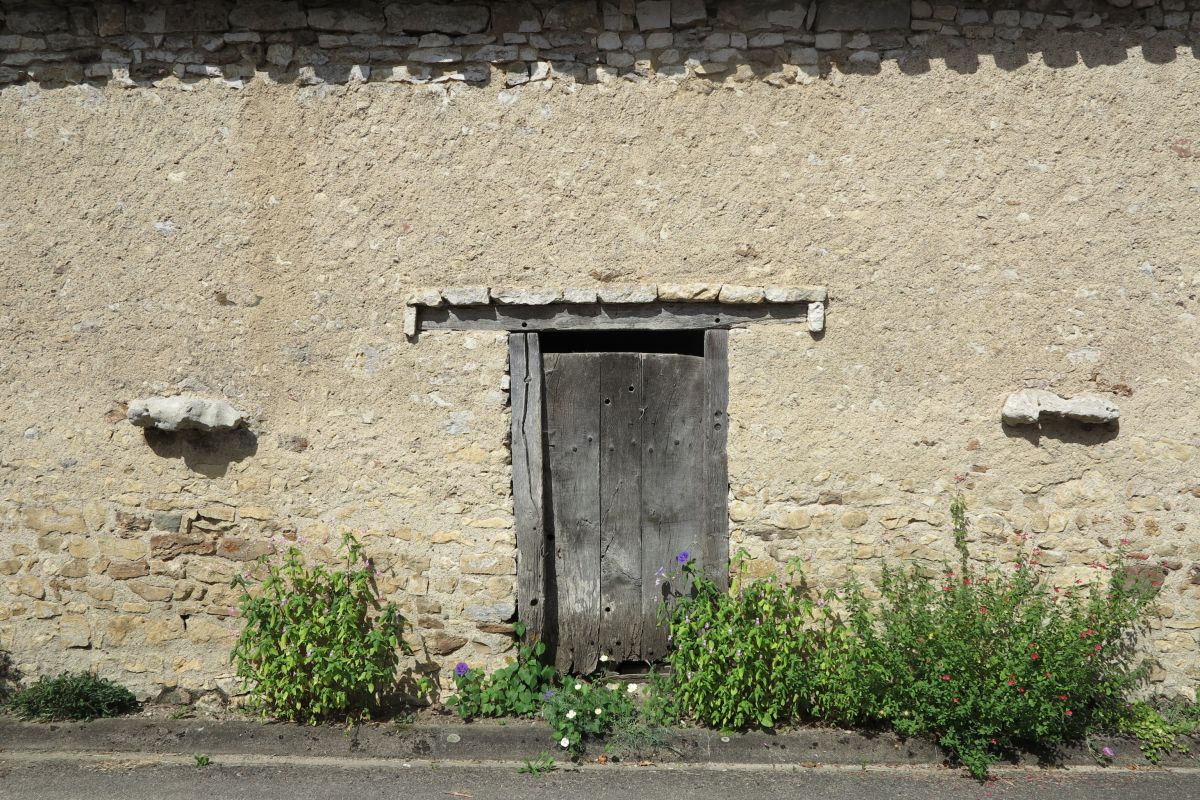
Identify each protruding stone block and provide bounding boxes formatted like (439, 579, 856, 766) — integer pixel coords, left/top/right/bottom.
(1001, 389, 1120, 426)
(718, 285, 766, 304)
(597, 285, 658, 303)
(492, 288, 565, 305)
(658, 283, 721, 301)
(562, 287, 599, 303)
(766, 285, 827, 303)
(128, 396, 245, 433)
(442, 286, 490, 305)
(807, 300, 825, 332)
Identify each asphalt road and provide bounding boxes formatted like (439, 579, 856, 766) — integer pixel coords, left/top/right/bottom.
(1, 754, 1198, 800)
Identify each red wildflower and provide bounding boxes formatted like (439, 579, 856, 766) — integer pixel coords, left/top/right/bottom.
(942, 675, 951, 681)
(1030, 652, 1039, 660)
(1007, 679, 1015, 686)
(1065, 709, 1073, 717)
(1095, 644, 1102, 652)
(953, 697, 960, 703)
(980, 607, 988, 615)
(1060, 695, 1068, 701)
(1019, 687, 1026, 693)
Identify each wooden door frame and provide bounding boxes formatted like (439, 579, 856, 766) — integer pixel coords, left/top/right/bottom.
(509, 329, 729, 648)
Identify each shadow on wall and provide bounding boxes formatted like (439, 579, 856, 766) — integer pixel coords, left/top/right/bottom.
(999, 417, 1120, 447)
(143, 427, 259, 478)
(1, 1, 1199, 90)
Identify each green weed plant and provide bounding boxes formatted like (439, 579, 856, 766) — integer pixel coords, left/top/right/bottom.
(231, 534, 407, 723)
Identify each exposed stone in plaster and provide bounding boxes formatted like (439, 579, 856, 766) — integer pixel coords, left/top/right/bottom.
(127, 396, 246, 433)
(807, 300, 825, 332)
(1001, 389, 1120, 426)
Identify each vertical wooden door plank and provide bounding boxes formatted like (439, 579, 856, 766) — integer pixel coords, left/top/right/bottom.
(598, 353, 644, 664)
(509, 333, 546, 643)
(703, 330, 731, 591)
(543, 352, 602, 673)
(639, 353, 705, 661)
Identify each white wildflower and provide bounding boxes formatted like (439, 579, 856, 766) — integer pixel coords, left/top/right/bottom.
(560, 737, 570, 748)
(574, 682, 582, 690)
(595, 708, 603, 716)
(627, 683, 638, 694)
(599, 654, 609, 662)
(566, 709, 576, 719)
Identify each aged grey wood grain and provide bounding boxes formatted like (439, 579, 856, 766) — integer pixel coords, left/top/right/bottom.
(598, 353, 644, 664)
(543, 353, 601, 674)
(509, 333, 546, 643)
(702, 330, 731, 591)
(639, 353, 705, 662)
(418, 302, 809, 332)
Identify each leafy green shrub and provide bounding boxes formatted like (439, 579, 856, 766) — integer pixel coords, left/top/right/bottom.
(666, 555, 846, 730)
(231, 534, 408, 724)
(842, 497, 1152, 776)
(665, 494, 1154, 778)
(447, 622, 556, 720)
(9, 671, 138, 721)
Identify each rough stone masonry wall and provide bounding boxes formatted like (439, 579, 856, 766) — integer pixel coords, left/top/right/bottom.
(0, 0, 1199, 87)
(1, 0, 1199, 703)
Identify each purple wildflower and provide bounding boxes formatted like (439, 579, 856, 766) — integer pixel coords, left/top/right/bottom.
(676, 551, 690, 564)
(454, 661, 469, 678)
(1102, 746, 1115, 758)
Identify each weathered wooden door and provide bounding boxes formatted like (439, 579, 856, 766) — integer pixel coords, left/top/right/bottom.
(509, 331, 729, 674)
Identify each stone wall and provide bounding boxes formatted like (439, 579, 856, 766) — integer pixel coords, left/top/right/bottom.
(0, 0, 1198, 88)
(1, 0, 1199, 703)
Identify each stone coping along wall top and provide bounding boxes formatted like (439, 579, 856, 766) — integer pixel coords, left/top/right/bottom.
(403, 284, 828, 336)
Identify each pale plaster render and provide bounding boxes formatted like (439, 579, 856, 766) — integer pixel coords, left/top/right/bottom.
(1, 2, 1199, 703)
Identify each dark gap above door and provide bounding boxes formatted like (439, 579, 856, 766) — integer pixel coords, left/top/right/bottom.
(539, 329, 704, 356)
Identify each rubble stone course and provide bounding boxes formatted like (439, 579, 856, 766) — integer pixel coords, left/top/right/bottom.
(1, 0, 1199, 704)
(0, 1, 1198, 87)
